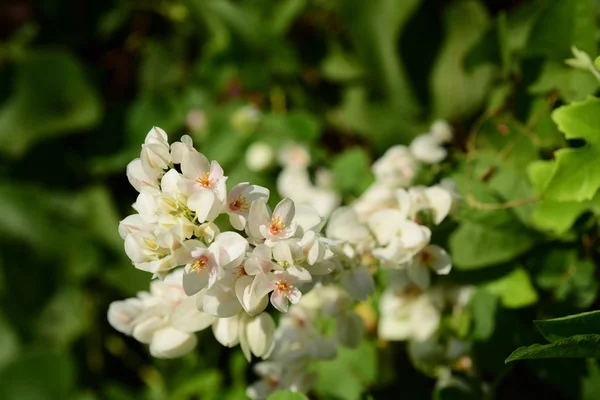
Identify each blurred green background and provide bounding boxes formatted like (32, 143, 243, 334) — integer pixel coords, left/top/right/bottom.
(1, 0, 600, 399)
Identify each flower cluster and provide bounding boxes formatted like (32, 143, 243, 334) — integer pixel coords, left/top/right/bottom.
(247, 284, 363, 399)
(111, 127, 337, 360)
(108, 120, 461, 398)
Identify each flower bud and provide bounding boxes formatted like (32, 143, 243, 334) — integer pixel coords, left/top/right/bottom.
(141, 127, 171, 178)
(149, 327, 197, 358)
(126, 158, 158, 192)
(107, 299, 144, 335)
(212, 315, 240, 347)
(430, 120, 453, 143)
(245, 312, 276, 359)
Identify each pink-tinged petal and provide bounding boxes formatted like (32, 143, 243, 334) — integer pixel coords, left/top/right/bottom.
(209, 160, 224, 181)
(250, 273, 276, 301)
(270, 291, 289, 312)
(132, 313, 168, 343)
(207, 265, 219, 288)
(182, 150, 210, 179)
(287, 287, 302, 304)
(286, 265, 312, 283)
(228, 182, 250, 204)
(407, 261, 431, 290)
(272, 198, 295, 226)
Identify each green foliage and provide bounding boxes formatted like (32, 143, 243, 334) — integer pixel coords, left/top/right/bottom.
(543, 97, 600, 201)
(267, 391, 309, 400)
(1, 0, 600, 398)
(506, 334, 600, 362)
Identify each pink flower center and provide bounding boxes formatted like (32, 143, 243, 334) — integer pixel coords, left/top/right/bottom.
(197, 172, 213, 188)
(229, 195, 248, 211)
(269, 217, 285, 235)
(190, 255, 209, 273)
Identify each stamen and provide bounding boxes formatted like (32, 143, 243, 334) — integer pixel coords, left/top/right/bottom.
(190, 255, 209, 273)
(229, 195, 249, 211)
(197, 172, 212, 188)
(269, 216, 286, 235)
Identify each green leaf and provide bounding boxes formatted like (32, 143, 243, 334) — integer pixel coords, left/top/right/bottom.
(469, 289, 498, 340)
(527, 160, 590, 233)
(339, 0, 422, 116)
(545, 97, 600, 202)
(267, 391, 309, 400)
(449, 221, 535, 269)
(0, 313, 19, 370)
(534, 249, 598, 309)
(0, 351, 75, 399)
(314, 340, 377, 400)
(506, 334, 600, 363)
(534, 311, 600, 343)
(0, 50, 102, 157)
(430, 0, 494, 119)
(321, 43, 365, 82)
(331, 147, 374, 197)
(36, 288, 88, 348)
(525, 0, 595, 59)
(484, 267, 538, 308)
(529, 61, 598, 103)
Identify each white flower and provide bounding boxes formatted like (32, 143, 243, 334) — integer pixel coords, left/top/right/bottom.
(212, 314, 240, 347)
(226, 183, 270, 230)
(107, 298, 144, 335)
(430, 120, 453, 143)
(231, 104, 262, 134)
(180, 232, 248, 295)
(326, 207, 371, 245)
(378, 271, 441, 341)
(246, 361, 314, 400)
(140, 127, 171, 179)
(352, 182, 398, 222)
(278, 143, 310, 169)
(277, 167, 341, 218)
(123, 229, 184, 278)
(371, 145, 417, 187)
(248, 198, 297, 244)
(243, 312, 276, 360)
(397, 185, 453, 225)
(108, 269, 215, 359)
(250, 266, 312, 312)
(126, 158, 159, 192)
(246, 142, 275, 171)
(409, 133, 447, 164)
(368, 209, 430, 265)
(407, 245, 452, 289)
